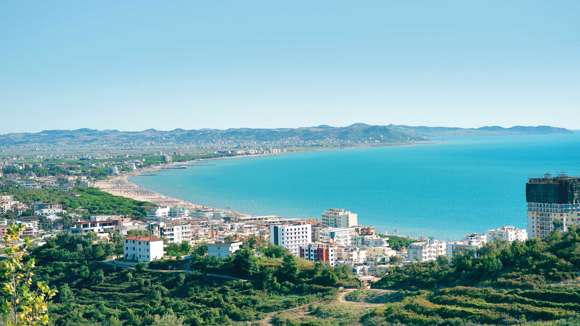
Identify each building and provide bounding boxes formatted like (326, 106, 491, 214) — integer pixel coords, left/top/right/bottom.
(0, 195, 15, 213)
(354, 234, 388, 248)
(447, 233, 487, 258)
(318, 227, 356, 247)
(270, 223, 312, 256)
(299, 243, 337, 266)
(487, 226, 528, 243)
(336, 247, 368, 265)
(207, 241, 243, 258)
(16, 220, 39, 238)
(526, 175, 580, 238)
(149, 206, 171, 219)
(70, 216, 120, 234)
(149, 220, 192, 244)
(321, 209, 358, 228)
(124, 236, 164, 262)
(407, 239, 447, 262)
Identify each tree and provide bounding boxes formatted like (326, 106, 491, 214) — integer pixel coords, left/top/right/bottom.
(232, 249, 258, 277)
(91, 269, 105, 285)
(57, 284, 74, 304)
(277, 254, 299, 282)
(0, 223, 56, 325)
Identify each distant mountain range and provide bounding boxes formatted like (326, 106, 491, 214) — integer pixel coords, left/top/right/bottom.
(0, 124, 572, 152)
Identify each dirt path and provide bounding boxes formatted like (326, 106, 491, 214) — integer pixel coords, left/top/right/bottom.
(256, 289, 388, 326)
(336, 289, 388, 308)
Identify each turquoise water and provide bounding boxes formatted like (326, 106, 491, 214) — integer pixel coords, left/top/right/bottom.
(132, 134, 580, 239)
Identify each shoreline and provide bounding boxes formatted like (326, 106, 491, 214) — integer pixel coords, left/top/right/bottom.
(94, 141, 433, 232)
(93, 151, 302, 217)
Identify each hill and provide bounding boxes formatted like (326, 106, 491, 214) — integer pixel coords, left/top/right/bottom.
(0, 124, 571, 153)
(367, 228, 580, 325)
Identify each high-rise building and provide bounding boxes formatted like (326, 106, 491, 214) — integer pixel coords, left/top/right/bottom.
(270, 223, 312, 256)
(321, 208, 358, 228)
(526, 175, 580, 238)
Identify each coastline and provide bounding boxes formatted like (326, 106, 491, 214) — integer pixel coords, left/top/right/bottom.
(93, 141, 430, 223)
(93, 166, 203, 211)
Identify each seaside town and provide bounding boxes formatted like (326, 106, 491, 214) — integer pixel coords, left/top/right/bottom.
(0, 152, 574, 283)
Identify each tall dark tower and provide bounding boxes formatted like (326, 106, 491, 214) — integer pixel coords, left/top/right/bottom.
(526, 174, 580, 238)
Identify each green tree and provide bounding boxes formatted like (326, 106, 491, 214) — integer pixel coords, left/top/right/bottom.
(277, 254, 299, 282)
(232, 249, 258, 277)
(0, 223, 56, 325)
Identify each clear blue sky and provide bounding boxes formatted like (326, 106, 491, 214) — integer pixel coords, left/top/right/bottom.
(1, 0, 579, 133)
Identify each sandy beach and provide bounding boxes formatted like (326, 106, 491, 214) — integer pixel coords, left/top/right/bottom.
(93, 165, 203, 210)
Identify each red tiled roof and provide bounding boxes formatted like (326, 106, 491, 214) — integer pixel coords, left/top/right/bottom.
(125, 236, 162, 242)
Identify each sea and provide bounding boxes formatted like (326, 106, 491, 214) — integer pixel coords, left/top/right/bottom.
(131, 133, 580, 240)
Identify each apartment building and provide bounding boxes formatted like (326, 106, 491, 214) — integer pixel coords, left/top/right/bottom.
(124, 236, 164, 262)
(407, 239, 447, 262)
(70, 216, 120, 234)
(270, 223, 312, 256)
(487, 226, 528, 242)
(318, 227, 356, 247)
(149, 220, 192, 244)
(321, 208, 358, 228)
(299, 243, 337, 266)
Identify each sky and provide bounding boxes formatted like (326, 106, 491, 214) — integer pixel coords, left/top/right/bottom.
(1, 0, 579, 133)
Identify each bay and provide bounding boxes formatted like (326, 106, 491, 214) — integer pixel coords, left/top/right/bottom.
(131, 133, 580, 239)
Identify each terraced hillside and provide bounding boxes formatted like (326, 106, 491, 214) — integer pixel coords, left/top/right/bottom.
(367, 227, 580, 325)
(361, 286, 579, 325)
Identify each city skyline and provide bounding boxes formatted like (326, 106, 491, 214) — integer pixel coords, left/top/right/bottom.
(2, 1, 580, 133)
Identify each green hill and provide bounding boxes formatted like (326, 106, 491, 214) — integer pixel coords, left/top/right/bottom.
(367, 228, 580, 325)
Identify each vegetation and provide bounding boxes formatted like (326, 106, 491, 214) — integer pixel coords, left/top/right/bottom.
(164, 242, 191, 257)
(0, 185, 154, 218)
(26, 233, 357, 325)
(382, 234, 416, 251)
(367, 228, 580, 325)
(0, 224, 56, 325)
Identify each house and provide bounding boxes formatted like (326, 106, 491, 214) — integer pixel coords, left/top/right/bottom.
(207, 241, 243, 258)
(124, 236, 164, 262)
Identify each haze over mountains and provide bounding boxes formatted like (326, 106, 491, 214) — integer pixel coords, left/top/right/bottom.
(0, 124, 572, 152)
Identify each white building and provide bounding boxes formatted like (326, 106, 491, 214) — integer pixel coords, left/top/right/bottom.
(35, 207, 65, 216)
(336, 247, 368, 265)
(149, 220, 192, 244)
(321, 209, 358, 228)
(354, 234, 389, 248)
(270, 223, 312, 256)
(207, 242, 243, 258)
(447, 233, 487, 258)
(318, 227, 356, 247)
(70, 217, 120, 234)
(407, 239, 447, 262)
(149, 206, 170, 219)
(487, 226, 528, 243)
(124, 236, 164, 262)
